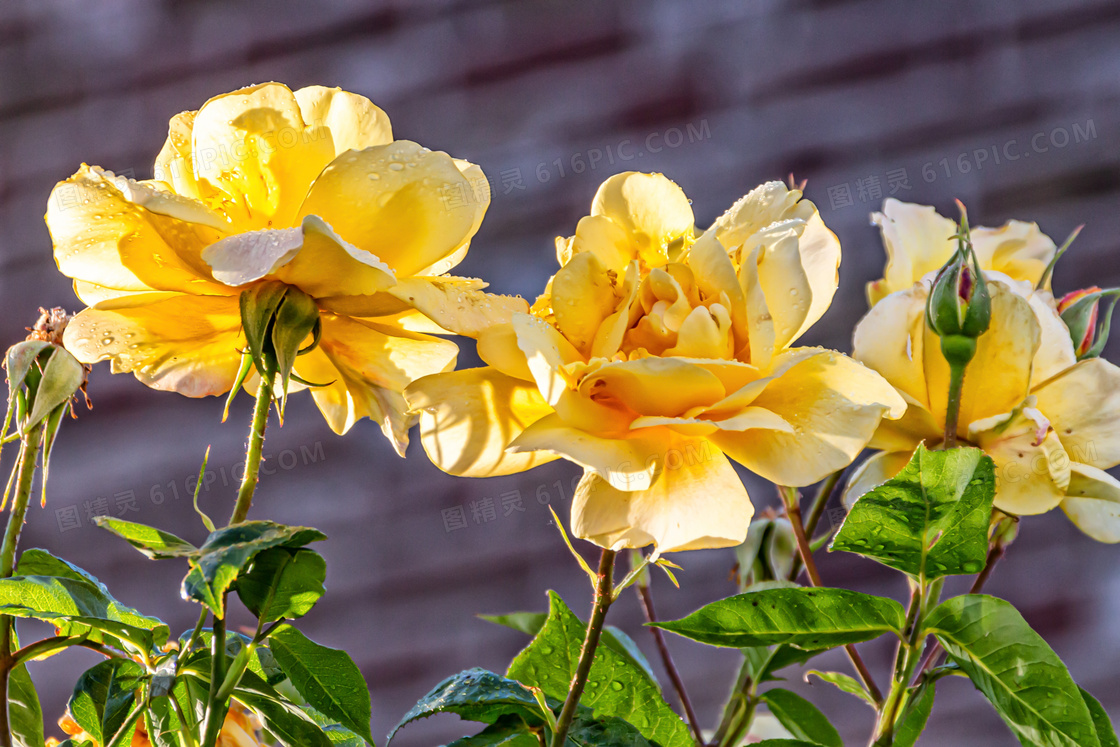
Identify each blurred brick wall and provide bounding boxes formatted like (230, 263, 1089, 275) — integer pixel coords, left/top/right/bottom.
(2, 1, 1119, 745)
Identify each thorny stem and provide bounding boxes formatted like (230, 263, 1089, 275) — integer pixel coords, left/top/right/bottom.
(711, 658, 752, 747)
(914, 538, 1008, 681)
(0, 426, 43, 747)
(200, 614, 228, 747)
(782, 486, 883, 704)
(637, 582, 704, 746)
(787, 470, 844, 582)
(942, 363, 967, 450)
(229, 358, 274, 525)
(870, 584, 926, 746)
(550, 550, 616, 747)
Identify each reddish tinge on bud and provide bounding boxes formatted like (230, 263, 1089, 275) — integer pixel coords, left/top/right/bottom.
(1058, 287, 1102, 357)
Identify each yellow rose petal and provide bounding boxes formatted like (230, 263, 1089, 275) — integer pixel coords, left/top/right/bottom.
(550, 252, 619, 353)
(384, 277, 529, 338)
(297, 141, 485, 278)
(852, 285, 931, 410)
(508, 413, 669, 492)
(590, 172, 694, 266)
(404, 368, 557, 477)
(842, 450, 913, 510)
(1033, 357, 1120, 470)
(62, 294, 243, 398)
(968, 402, 1070, 516)
(1062, 463, 1120, 543)
(971, 219, 1056, 289)
(705, 180, 809, 250)
(191, 82, 336, 230)
(293, 85, 393, 157)
(48, 165, 226, 295)
(712, 349, 905, 486)
(579, 357, 726, 418)
(569, 214, 635, 275)
(868, 199, 957, 305)
(571, 439, 753, 553)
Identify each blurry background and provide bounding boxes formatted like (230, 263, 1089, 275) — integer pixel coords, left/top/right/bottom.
(2, 1, 1119, 744)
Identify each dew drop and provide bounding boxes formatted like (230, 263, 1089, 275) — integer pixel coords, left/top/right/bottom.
(368, 173, 381, 180)
(610, 681, 623, 691)
(389, 162, 405, 171)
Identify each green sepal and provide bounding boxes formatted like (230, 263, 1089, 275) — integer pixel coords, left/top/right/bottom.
(240, 280, 289, 378)
(23, 345, 83, 433)
(270, 287, 321, 417)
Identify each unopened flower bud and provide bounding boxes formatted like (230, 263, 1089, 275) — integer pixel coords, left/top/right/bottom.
(1057, 286, 1119, 360)
(926, 243, 991, 367)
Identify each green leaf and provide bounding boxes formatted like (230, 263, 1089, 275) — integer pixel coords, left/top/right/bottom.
(565, 712, 659, 746)
(93, 517, 198, 559)
(507, 591, 692, 747)
(0, 575, 169, 651)
(480, 612, 548, 636)
(146, 695, 184, 747)
(304, 707, 370, 747)
(8, 658, 44, 747)
(268, 625, 374, 746)
(399, 672, 656, 747)
(181, 521, 326, 617)
(653, 588, 906, 650)
(389, 668, 548, 742)
(925, 594, 1099, 747)
(68, 659, 144, 745)
(746, 645, 821, 683)
(759, 688, 842, 747)
(804, 670, 875, 708)
(234, 677, 332, 747)
(236, 547, 326, 622)
(17, 548, 105, 586)
(183, 631, 286, 686)
(894, 681, 934, 747)
(447, 711, 658, 747)
(750, 741, 822, 747)
(481, 611, 658, 685)
(831, 444, 995, 579)
(1082, 688, 1119, 747)
(447, 716, 541, 746)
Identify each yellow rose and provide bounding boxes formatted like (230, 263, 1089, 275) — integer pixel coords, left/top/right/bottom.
(406, 173, 905, 553)
(850, 270, 1120, 542)
(49, 82, 525, 452)
(866, 198, 1057, 305)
